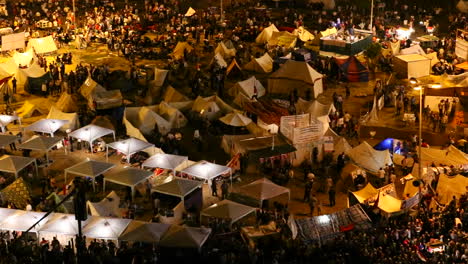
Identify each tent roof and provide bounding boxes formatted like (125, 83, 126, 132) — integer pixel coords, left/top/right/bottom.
(293, 26, 315, 42)
(295, 98, 335, 117)
(255, 24, 279, 43)
(104, 167, 153, 188)
(351, 183, 378, 204)
(65, 160, 116, 178)
(436, 174, 468, 204)
(201, 200, 256, 223)
(19, 135, 63, 151)
(16, 100, 49, 118)
(219, 112, 252, 127)
(159, 225, 211, 249)
(181, 160, 231, 181)
(172, 42, 193, 60)
(154, 68, 169, 87)
(142, 153, 188, 170)
(107, 137, 154, 156)
(185, 7, 196, 16)
(377, 192, 403, 214)
(418, 145, 468, 166)
(212, 53, 228, 68)
(0, 210, 47, 232)
(87, 191, 121, 217)
(0, 114, 19, 128)
(399, 45, 426, 56)
(119, 220, 170, 243)
(153, 178, 202, 198)
(267, 31, 297, 48)
(69, 124, 114, 143)
(238, 178, 290, 201)
(270, 60, 322, 84)
(82, 217, 131, 240)
(0, 177, 31, 209)
(39, 213, 93, 235)
(0, 134, 19, 148)
(346, 141, 393, 173)
(25, 118, 69, 135)
(231, 76, 266, 98)
(47, 106, 79, 131)
(27, 36, 57, 54)
(456, 61, 468, 71)
(163, 86, 189, 103)
(79, 77, 106, 99)
(0, 155, 36, 174)
(214, 42, 236, 59)
(244, 53, 273, 73)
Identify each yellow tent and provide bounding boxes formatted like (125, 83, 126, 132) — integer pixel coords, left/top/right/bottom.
(377, 192, 403, 214)
(351, 183, 378, 204)
(171, 42, 193, 60)
(293, 27, 314, 42)
(436, 174, 468, 205)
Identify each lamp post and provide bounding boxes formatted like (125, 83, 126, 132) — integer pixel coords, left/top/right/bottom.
(370, 0, 374, 32)
(410, 77, 423, 181)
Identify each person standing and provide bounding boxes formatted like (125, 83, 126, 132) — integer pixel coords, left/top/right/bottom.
(211, 179, 218, 197)
(304, 180, 312, 202)
(221, 181, 229, 200)
(328, 185, 336, 207)
(309, 194, 317, 216)
(12, 77, 16, 94)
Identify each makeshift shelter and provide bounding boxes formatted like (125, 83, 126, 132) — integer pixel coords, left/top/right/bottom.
(119, 221, 170, 243)
(19, 135, 64, 166)
(417, 145, 468, 167)
(346, 141, 393, 173)
(153, 178, 202, 199)
(255, 24, 279, 44)
(12, 51, 33, 67)
(80, 77, 106, 99)
(27, 36, 57, 54)
(156, 102, 188, 129)
(64, 160, 115, 191)
(106, 137, 154, 163)
(171, 42, 193, 60)
(400, 44, 426, 55)
(2, 32, 26, 51)
(0, 155, 38, 179)
(91, 116, 115, 131)
(231, 178, 290, 208)
(335, 56, 369, 82)
(436, 174, 468, 205)
(55, 92, 78, 113)
(142, 153, 188, 173)
(295, 98, 336, 117)
(211, 53, 228, 68)
(229, 76, 266, 99)
(103, 167, 153, 199)
(393, 54, 431, 79)
(219, 112, 252, 127)
(69, 124, 115, 153)
(25, 118, 68, 136)
(293, 26, 314, 42)
(0, 210, 47, 232)
(226, 58, 243, 77)
(185, 7, 196, 17)
(181, 160, 231, 183)
(124, 106, 171, 137)
(47, 106, 79, 131)
(83, 217, 131, 241)
(376, 192, 403, 216)
(214, 42, 236, 59)
(323, 127, 352, 159)
(87, 191, 121, 217)
(267, 31, 297, 48)
(16, 64, 50, 94)
(268, 60, 323, 98)
(79, 77, 122, 110)
(16, 100, 48, 118)
(191, 96, 234, 121)
(201, 200, 256, 225)
(154, 67, 169, 87)
(349, 183, 378, 205)
(159, 225, 211, 250)
(425, 52, 440, 68)
(163, 86, 190, 103)
(243, 53, 273, 73)
(0, 114, 20, 132)
(0, 177, 31, 209)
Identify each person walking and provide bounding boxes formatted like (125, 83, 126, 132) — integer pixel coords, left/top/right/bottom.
(309, 194, 318, 216)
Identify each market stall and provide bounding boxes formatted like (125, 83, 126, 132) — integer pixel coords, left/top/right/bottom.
(103, 167, 153, 200)
(64, 159, 116, 191)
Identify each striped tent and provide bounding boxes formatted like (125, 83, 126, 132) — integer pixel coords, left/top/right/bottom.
(335, 56, 369, 82)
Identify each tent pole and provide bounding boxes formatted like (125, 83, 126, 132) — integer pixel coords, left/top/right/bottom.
(92, 178, 95, 192)
(230, 170, 232, 189)
(131, 187, 135, 201)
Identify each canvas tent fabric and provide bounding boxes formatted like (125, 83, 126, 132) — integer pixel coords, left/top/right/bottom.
(256, 24, 279, 43)
(181, 160, 231, 181)
(229, 76, 266, 99)
(119, 221, 170, 243)
(185, 7, 196, 16)
(25, 118, 69, 136)
(191, 95, 234, 121)
(436, 174, 468, 205)
(267, 31, 297, 48)
(351, 183, 379, 204)
(55, 92, 78, 113)
(268, 60, 323, 98)
(12, 51, 33, 67)
(377, 191, 403, 215)
(17, 100, 49, 118)
(0, 155, 37, 179)
(69, 124, 115, 148)
(171, 42, 193, 60)
(92, 89, 123, 110)
(19, 135, 63, 152)
(346, 141, 393, 173)
(103, 167, 153, 199)
(214, 42, 236, 59)
(0, 114, 20, 132)
(243, 53, 273, 73)
(0, 134, 19, 148)
(107, 137, 154, 162)
(219, 112, 252, 127)
(295, 98, 336, 117)
(82, 217, 131, 240)
(87, 191, 121, 217)
(124, 106, 172, 136)
(335, 56, 369, 82)
(418, 145, 468, 166)
(153, 178, 202, 198)
(163, 86, 189, 103)
(16, 63, 49, 94)
(142, 153, 188, 171)
(226, 58, 243, 77)
(64, 160, 115, 190)
(47, 106, 79, 131)
(80, 77, 106, 99)
(159, 225, 211, 249)
(393, 54, 431, 79)
(156, 102, 188, 129)
(0, 210, 47, 232)
(39, 213, 93, 237)
(154, 68, 169, 87)
(293, 26, 314, 42)
(0, 177, 31, 209)
(212, 53, 228, 68)
(201, 200, 256, 224)
(27, 36, 57, 54)
(236, 178, 290, 206)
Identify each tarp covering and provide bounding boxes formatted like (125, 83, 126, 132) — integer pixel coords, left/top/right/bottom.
(376, 191, 403, 214)
(65, 159, 115, 179)
(268, 60, 323, 98)
(87, 191, 121, 217)
(12, 51, 33, 67)
(0, 177, 31, 209)
(235, 178, 290, 206)
(156, 101, 188, 129)
(436, 174, 468, 205)
(219, 112, 252, 127)
(153, 178, 202, 198)
(267, 31, 297, 48)
(142, 153, 188, 171)
(163, 86, 191, 105)
(346, 141, 393, 173)
(350, 183, 378, 204)
(418, 145, 468, 166)
(181, 160, 231, 181)
(0, 114, 19, 132)
(55, 92, 78, 113)
(39, 213, 92, 236)
(17, 63, 49, 93)
(243, 53, 273, 73)
(457, 0, 468, 13)
(0, 134, 19, 148)
(27, 36, 57, 54)
(25, 118, 68, 135)
(159, 225, 211, 249)
(185, 7, 196, 17)
(171, 42, 193, 60)
(191, 95, 234, 121)
(214, 42, 236, 59)
(212, 53, 228, 68)
(119, 221, 170, 243)
(201, 200, 256, 224)
(19, 135, 63, 152)
(47, 106, 79, 131)
(83, 217, 131, 240)
(154, 68, 169, 87)
(104, 167, 153, 188)
(256, 24, 279, 44)
(293, 26, 315, 42)
(1, 32, 26, 51)
(335, 56, 369, 82)
(229, 76, 266, 99)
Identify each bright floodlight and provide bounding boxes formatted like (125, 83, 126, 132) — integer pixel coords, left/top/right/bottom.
(317, 215, 330, 224)
(409, 77, 418, 84)
(414, 86, 422, 91)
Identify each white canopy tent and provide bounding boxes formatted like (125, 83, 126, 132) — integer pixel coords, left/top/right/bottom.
(103, 167, 153, 200)
(19, 135, 64, 166)
(64, 160, 116, 191)
(0, 134, 19, 148)
(219, 112, 252, 127)
(159, 225, 211, 250)
(38, 213, 93, 244)
(142, 153, 188, 175)
(119, 220, 170, 243)
(0, 114, 21, 132)
(106, 137, 154, 163)
(201, 200, 256, 225)
(82, 217, 131, 241)
(346, 141, 393, 173)
(236, 178, 290, 207)
(181, 160, 232, 184)
(27, 36, 57, 54)
(0, 155, 38, 179)
(69, 124, 115, 153)
(153, 178, 202, 199)
(25, 118, 69, 136)
(0, 210, 47, 232)
(87, 191, 121, 217)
